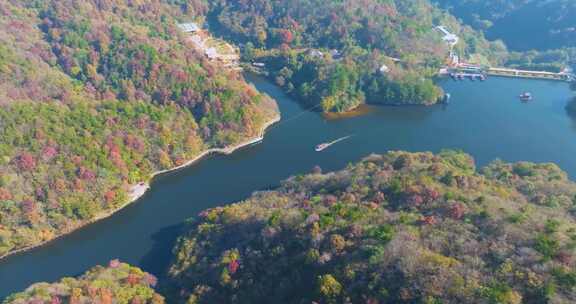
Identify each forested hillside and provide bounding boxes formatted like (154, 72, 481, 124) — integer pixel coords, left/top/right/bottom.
(7, 151, 576, 303)
(0, 0, 278, 258)
(4, 261, 164, 304)
(169, 151, 576, 303)
(436, 0, 576, 51)
(206, 0, 507, 111)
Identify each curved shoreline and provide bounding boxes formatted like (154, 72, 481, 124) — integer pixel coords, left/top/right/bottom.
(0, 113, 280, 262)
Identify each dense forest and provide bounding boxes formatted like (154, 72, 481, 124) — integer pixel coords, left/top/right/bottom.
(167, 151, 576, 303)
(435, 0, 576, 51)
(4, 261, 164, 304)
(206, 0, 508, 111)
(0, 0, 278, 258)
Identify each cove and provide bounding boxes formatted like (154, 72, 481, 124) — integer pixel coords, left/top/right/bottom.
(1, 75, 575, 299)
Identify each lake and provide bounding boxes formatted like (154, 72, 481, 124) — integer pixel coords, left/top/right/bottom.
(0, 75, 575, 299)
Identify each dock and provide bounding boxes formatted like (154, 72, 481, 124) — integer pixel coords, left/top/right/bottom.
(486, 67, 574, 82)
(440, 63, 574, 83)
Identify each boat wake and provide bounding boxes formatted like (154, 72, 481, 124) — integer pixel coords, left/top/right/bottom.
(315, 135, 353, 152)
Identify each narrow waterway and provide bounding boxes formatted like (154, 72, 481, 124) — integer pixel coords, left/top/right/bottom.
(1, 75, 575, 299)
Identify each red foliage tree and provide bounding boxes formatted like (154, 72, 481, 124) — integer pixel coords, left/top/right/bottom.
(71, 155, 83, 166)
(449, 203, 466, 220)
(556, 251, 573, 265)
(41, 146, 58, 161)
(406, 194, 424, 207)
(324, 195, 338, 207)
(228, 259, 240, 275)
(104, 190, 116, 204)
(125, 134, 145, 153)
(87, 286, 98, 299)
(35, 187, 46, 202)
(21, 200, 37, 214)
(100, 288, 113, 304)
(16, 152, 36, 171)
(77, 166, 96, 180)
(0, 188, 12, 201)
(50, 296, 62, 304)
(126, 272, 140, 286)
(279, 29, 294, 44)
(423, 188, 440, 203)
(373, 191, 386, 204)
(130, 297, 142, 304)
(53, 178, 67, 193)
(421, 215, 437, 225)
(143, 273, 158, 287)
(365, 298, 379, 304)
(73, 178, 85, 192)
(109, 259, 121, 268)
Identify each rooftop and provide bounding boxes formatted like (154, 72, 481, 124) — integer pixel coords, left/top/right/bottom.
(178, 22, 200, 33)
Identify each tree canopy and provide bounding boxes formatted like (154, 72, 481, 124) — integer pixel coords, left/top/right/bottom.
(0, 0, 278, 258)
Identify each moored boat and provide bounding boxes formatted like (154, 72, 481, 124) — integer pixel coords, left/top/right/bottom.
(519, 92, 533, 102)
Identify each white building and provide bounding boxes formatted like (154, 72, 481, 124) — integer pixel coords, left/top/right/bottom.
(435, 26, 459, 47)
(205, 47, 218, 60)
(379, 64, 390, 74)
(178, 22, 200, 33)
(308, 49, 324, 58)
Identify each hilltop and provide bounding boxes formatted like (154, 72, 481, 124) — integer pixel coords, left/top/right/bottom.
(6, 151, 576, 303)
(4, 261, 164, 304)
(167, 151, 576, 303)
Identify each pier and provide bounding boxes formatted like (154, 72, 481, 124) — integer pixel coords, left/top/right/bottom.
(441, 63, 574, 83)
(486, 67, 574, 82)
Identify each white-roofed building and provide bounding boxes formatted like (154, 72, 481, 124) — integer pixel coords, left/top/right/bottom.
(435, 25, 459, 47)
(178, 22, 200, 33)
(379, 64, 390, 74)
(205, 47, 218, 60)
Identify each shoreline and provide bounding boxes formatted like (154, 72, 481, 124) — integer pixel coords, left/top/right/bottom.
(0, 113, 280, 262)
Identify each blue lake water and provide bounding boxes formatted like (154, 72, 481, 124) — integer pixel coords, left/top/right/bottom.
(0, 75, 575, 299)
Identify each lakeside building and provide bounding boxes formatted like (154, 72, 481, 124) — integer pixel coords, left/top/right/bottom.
(435, 25, 459, 47)
(177, 22, 200, 33)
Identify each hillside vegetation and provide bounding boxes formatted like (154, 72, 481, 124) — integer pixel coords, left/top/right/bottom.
(207, 0, 507, 111)
(168, 151, 576, 303)
(4, 261, 164, 304)
(0, 0, 278, 258)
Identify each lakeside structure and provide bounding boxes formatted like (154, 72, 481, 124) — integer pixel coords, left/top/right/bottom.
(435, 25, 459, 47)
(177, 22, 241, 69)
(441, 63, 575, 82)
(434, 24, 575, 82)
(486, 67, 575, 81)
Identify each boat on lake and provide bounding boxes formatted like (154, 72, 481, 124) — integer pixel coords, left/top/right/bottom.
(443, 93, 451, 104)
(519, 92, 533, 102)
(315, 135, 353, 152)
